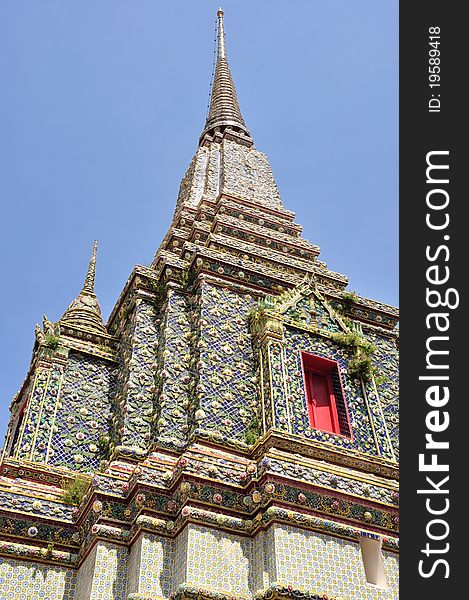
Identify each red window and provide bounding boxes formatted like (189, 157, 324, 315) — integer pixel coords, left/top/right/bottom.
(301, 352, 351, 437)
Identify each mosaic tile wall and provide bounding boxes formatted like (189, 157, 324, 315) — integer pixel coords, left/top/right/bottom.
(10, 350, 116, 472)
(253, 528, 277, 590)
(75, 544, 98, 600)
(272, 524, 398, 599)
(49, 352, 114, 471)
(15, 361, 64, 464)
(127, 531, 143, 595)
(95, 543, 128, 600)
(75, 542, 128, 600)
(221, 139, 284, 210)
(113, 302, 136, 449)
(3, 377, 34, 457)
(0, 556, 76, 599)
(175, 139, 283, 210)
(127, 523, 398, 599)
(197, 284, 257, 441)
(127, 533, 175, 598)
(173, 523, 190, 589)
(0, 519, 398, 599)
(185, 524, 255, 596)
(175, 145, 213, 210)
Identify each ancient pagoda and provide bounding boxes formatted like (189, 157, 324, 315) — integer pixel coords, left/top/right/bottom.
(0, 9, 399, 600)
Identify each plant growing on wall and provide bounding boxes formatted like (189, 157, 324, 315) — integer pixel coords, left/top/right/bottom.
(244, 415, 261, 445)
(61, 475, 90, 505)
(45, 334, 60, 350)
(337, 290, 359, 314)
(97, 433, 110, 459)
(331, 330, 377, 383)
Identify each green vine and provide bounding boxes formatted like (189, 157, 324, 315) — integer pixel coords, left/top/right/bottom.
(374, 372, 389, 386)
(97, 433, 110, 459)
(60, 475, 90, 505)
(336, 290, 359, 315)
(347, 354, 374, 381)
(331, 330, 377, 383)
(45, 334, 60, 350)
(244, 415, 261, 445)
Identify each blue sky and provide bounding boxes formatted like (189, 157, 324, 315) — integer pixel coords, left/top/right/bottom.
(0, 0, 397, 439)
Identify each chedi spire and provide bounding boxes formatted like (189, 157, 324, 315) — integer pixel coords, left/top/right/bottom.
(199, 8, 252, 146)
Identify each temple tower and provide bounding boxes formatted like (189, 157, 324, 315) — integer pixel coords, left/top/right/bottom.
(0, 9, 399, 600)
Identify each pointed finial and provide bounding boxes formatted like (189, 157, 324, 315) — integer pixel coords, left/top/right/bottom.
(82, 240, 98, 294)
(58, 240, 107, 336)
(217, 8, 226, 59)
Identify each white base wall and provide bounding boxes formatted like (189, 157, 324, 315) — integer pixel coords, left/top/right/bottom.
(0, 556, 76, 599)
(75, 542, 128, 600)
(0, 525, 399, 600)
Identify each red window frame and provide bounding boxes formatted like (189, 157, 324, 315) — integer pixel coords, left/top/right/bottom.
(301, 352, 352, 438)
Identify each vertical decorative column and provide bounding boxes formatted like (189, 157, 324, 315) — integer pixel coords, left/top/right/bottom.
(153, 286, 192, 449)
(250, 304, 290, 434)
(114, 295, 159, 454)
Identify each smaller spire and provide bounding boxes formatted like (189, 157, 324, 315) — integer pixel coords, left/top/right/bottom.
(59, 241, 107, 336)
(82, 240, 98, 294)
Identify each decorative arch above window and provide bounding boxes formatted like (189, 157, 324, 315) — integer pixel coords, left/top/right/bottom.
(301, 352, 352, 438)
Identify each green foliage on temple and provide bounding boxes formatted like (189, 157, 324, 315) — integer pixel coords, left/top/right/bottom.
(98, 433, 111, 459)
(244, 416, 261, 445)
(331, 330, 377, 383)
(45, 334, 60, 350)
(336, 291, 359, 314)
(61, 475, 90, 505)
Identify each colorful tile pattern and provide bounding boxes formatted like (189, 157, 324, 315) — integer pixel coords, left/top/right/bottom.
(367, 331, 399, 461)
(115, 299, 159, 451)
(283, 327, 397, 459)
(185, 524, 254, 596)
(127, 533, 175, 598)
(0, 556, 76, 599)
(197, 285, 257, 441)
(154, 291, 192, 447)
(49, 353, 114, 471)
(272, 524, 398, 599)
(75, 542, 128, 600)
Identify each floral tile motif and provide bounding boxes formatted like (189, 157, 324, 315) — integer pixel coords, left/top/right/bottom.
(76, 542, 128, 600)
(367, 331, 399, 460)
(197, 285, 257, 441)
(116, 299, 159, 451)
(154, 292, 193, 447)
(185, 524, 254, 597)
(50, 353, 114, 471)
(272, 524, 398, 599)
(0, 557, 76, 600)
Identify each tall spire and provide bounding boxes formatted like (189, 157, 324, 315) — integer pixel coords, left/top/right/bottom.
(60, 241, 107, 335)
(199, 8, 252, 145)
